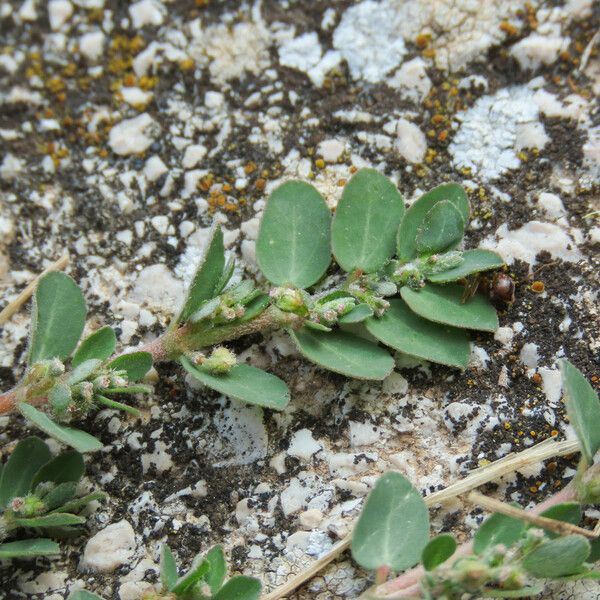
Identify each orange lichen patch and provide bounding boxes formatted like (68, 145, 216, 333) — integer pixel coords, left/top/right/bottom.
(315, 158, 325, 169)
(415, 33, 431, 49)
(551, 429, 559, 437)
(195, 0, 210, 6)
(499, 21, 519, 36)
(244, 161, 257, 175)
(222, 183, 232, 193)
(198, 174, 215, 192)
(337, 179, 347, 187)
(255, 178, 266, 191)
(530, 281, 545, 293)
(46, 77, 66, 94)
(437, 130, 449, 143)
(431, 114, 446, 125)
(349, 165, 358, 174)
(503, 421, 512, 430)
(422, 47, 436, 59)
(123, 73, 137, 87)
(424, 148, 437, 164)
(179, 58, 195, 71)
(531, 372, 542, 385)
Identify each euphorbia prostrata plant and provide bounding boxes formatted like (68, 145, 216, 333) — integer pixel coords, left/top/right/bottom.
(0, 168, 511, 559)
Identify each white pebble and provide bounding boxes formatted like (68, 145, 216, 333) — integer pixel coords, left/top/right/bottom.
(109, 113, 157, 156)
(79, 31, 105, 62)
(81, 521, 136, 573)
(395, 118, 426, 164)
(317, 139, 345, 163)
(48, 0, 73, 31)
(182, 144, 207, 169)
(129, 0, 165, 29)
(143, 155, 167, 182)
(287, 429, 322, 461)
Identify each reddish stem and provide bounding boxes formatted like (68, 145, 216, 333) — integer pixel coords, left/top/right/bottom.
(373, 484, 578, 598)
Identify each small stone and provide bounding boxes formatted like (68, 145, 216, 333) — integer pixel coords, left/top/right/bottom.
(144, 155, 168, 182)
(205, 91, 224, 108)
(287, 429, 322, 461)
(182, 144, 207, 169)
(79, 31, 105, 62)
(120, 87, 153, 107)
(317, 139, 345, 163)
(48, 0, 73, 31)
(81, 520, 136, 573)
(0, 153, 24, 181)
(299, 508, 323, 530)
(538, 192, 566, 218)
(129, 0, 165, 29)
(510, 34, 567, 70)
(109, 114, 157, 156)
(395, 119, 426, 164)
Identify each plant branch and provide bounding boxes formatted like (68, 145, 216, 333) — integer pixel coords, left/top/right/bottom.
(261, 438, 579, 600)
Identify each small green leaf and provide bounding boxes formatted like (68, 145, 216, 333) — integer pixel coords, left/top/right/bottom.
(68, 592, 105, 600)
(0, 538, 60, 559)
(177, 225, 225, 323)
(107, 352, 153, 382)
(338, 304, 374, 324)
(415, 200, 465, 256)
(95, 395, 140, 417)
(48, 383, 72, 419)
(170, 555, 210, 594)
(52, 491, 105, 514)
(212, 576, 262, 600)
(28, 272, 87, 364)
(352, 472, 429, 571)
(238, 294, 270, 323)
(181, 358, 290, 410)
(474, 512, 526, 556)
(160, 544, 178, 591)
(18, 403, 103, 453)
(31, 450, 85, 489)
(589, 538, 600, 563)
(69, 358, 102, 385)
(365, 299, 470, 368)
(72, 326, 117, 367)
(401, 283, 498, 332)
(482, 587, 543, 598)
(522, 535, 590, 578)
(214, 256, 236, 295)
(43, 481, 78, 511)
(535, 503, 582, 538)
(13, 512, 85, 529)
(304, 321, 332, 332)
(421, 535, 457, 571)
(398, 183, 469, 263)
(0, 436, 51, 508)
(290, 328, 394, 380)
(427, 249, 504, 283)
(332, 169, 405, 273)
(205, 545, 227, 594)
(559, 359, 600, 464)
(256, 181, 331, 288)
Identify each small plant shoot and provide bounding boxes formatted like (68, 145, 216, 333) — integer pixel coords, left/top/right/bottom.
(352, 360, 600, 598)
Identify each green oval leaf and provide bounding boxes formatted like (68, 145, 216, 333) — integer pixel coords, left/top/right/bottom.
(41, 481, 78, 510)
(238, 294, 270, 323)
(177, 225, 226, 323)
(31, 450, 84, 489)
(181, 359, 290, 410)
(205, 545, 227, 594)
(52, 491, 105, 514)
(559, 359, 600, 464)
(332, 169, 405, 273)
(28, 272, 87, 364)
(398, 183, 469, 263)
(0, 436, 51, 508)
(522, 535, 590, 578)
(482, 587, 543, 598)
(212, 576, 261, 600)
(535, 503, 582, 538)
(422, 534, 457, 571)
(338, 303, 374, 324)
(257, 181, 331, 288)
(107, 351, 153, 382)
(290, 328, 394, 380)
(68, 592, 105, 600)
(474, 512, 526, 556)
(416, 200, 465, 256)
(48, 383, 72, 420)
(171, 555, 210, 594)
(351, 472, 429, 571)
(160, 544, 179, 591)
(365, 299, 470, 368)
(13, 512, 85, 529)
(18, 403, 103, 453)
(401, 283, 498, 332)
(72, 326, 117, 367)
(427, 249, 505, 283)
(0, 538, 60, 559)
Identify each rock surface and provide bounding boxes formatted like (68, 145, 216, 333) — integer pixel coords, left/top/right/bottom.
(0, 1, 598, 599)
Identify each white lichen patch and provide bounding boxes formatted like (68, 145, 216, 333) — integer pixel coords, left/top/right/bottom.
(449, 86, 550, 181)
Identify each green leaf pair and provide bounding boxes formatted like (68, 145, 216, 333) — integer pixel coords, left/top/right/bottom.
(160, 543, 261, 600)
(0, 437, 102, 559)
